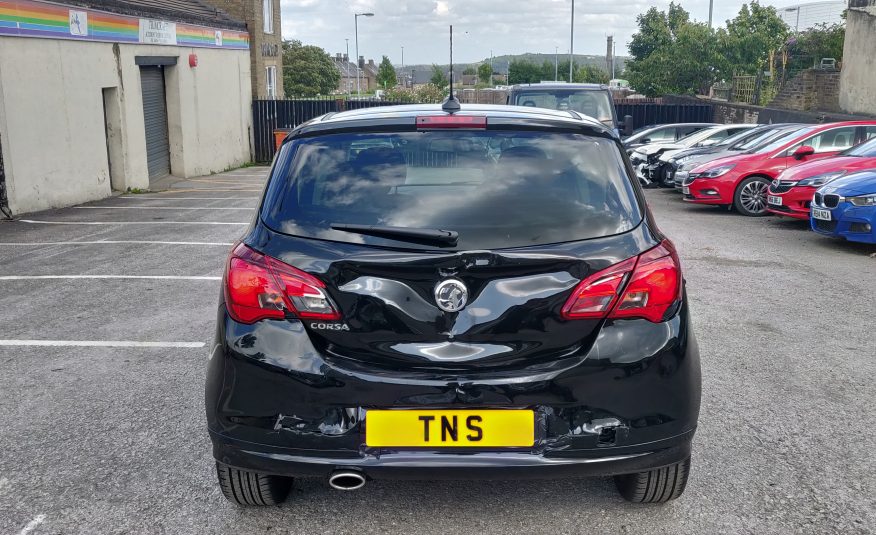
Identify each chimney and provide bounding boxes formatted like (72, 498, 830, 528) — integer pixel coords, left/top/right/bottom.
(358, 56, 365, 69)
(606, 35, 614, 77)
(368, 59, 375, 67)
(343, 53, 348, 62)
(336, 53, 342, 61)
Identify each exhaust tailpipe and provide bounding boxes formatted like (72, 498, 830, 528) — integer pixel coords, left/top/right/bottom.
(328, 470, 366, 491)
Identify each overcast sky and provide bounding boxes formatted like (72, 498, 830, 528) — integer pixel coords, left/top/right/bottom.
(280, 0, 812, 65)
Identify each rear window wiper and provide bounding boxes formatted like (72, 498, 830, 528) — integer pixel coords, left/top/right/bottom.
(330, 224, 459, 247)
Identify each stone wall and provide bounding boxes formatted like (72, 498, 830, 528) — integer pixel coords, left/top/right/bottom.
(839, 1, 876, 115)
(769, 69, 842, 113)
(665, 95, 872, 125)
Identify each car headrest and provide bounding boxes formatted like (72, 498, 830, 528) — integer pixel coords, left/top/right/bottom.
(498, 146, 548, 162)
(352, 147, 407, 185)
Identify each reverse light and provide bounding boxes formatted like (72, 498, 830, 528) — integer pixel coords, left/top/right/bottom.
(416, 116, 487, 129)
(562, 241, 682, 323)
(798, 171, 846, 187)
(225, 244, 340, 324)
(561, 257, 637, 319)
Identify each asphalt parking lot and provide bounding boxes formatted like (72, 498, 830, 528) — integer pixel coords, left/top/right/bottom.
(2, 169, 874, 535)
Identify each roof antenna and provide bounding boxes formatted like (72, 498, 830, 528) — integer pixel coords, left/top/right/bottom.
(442, 24, 460, 113)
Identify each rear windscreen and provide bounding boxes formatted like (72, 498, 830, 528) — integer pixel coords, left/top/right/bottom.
(261, 131, 642, 250)
(512, 90, 615, 126)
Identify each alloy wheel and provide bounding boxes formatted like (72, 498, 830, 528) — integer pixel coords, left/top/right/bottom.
(739, 180, 769, 214)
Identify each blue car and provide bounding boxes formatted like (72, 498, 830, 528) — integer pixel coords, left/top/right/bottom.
(811, 170, 876, 244)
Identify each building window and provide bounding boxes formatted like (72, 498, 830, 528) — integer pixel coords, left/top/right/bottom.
(263, 0, 273, 34)
(266, 66, 277, 99)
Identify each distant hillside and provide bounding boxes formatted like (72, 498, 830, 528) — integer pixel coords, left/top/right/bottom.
(398, 53, 628, 77)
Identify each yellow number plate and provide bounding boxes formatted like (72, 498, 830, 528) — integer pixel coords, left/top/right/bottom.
(365, 409, 534, 448)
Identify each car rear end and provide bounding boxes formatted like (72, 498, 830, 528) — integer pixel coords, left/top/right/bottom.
(206, 105, 701, 504)
(508, 84, 622, 134)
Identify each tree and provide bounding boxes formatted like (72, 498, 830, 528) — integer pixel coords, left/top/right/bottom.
(462, 66, 477, 75)
(625, 3, 722, 96)
(718, 2, 789, 78)
(477, 63, 492, 84)
(789, 23, 845, 69)
(281, 40, 340, 97)
(376, 56, 397, 89)
(430, 64, 449, 88)
(575, 64, 610, 84)
(508, 60, 543, 84)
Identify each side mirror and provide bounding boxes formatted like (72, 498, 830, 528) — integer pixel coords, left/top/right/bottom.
(640, 137, 651, 144)
(793, 145, 815, 160)
(621, 115, 634, 137)
(699, 139, 719, 147)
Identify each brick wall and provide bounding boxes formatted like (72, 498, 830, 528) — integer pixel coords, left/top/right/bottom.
(201, 0, 284, 99)
(769, 69, 842, 113)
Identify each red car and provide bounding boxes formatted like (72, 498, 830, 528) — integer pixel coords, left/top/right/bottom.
(767, 136, 876, 219)
(682, 121, 876, 216)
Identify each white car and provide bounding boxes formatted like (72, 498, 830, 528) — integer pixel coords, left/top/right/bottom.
(629, 124, 758, 186)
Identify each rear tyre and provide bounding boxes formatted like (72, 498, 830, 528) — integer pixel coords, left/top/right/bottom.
(216, 463, 292, 506)
(614, 457, 691, 503)
(733, 176, 772, 216)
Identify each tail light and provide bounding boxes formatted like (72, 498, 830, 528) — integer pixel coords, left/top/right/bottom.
(562, 241, 682, 323)
(224, 243, 341, 324)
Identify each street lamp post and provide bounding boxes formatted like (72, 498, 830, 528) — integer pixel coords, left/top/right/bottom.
(555, 46, 558, 81)
(355, 12, 374, 96)
(345, 38, 351, 95)
(569, 0, 575, 81)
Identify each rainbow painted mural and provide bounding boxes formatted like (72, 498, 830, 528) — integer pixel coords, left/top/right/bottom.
(0, 0, 248, 49)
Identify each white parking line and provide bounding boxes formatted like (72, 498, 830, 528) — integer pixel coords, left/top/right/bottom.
(119, 196, 260, 200)
(0, 275, 220, 280)
(0, 241, 234, 246)
(74, 206, 254, 210)
(18, 515, 46, 535)
(0, 340, 205, 348)
(19, 219, 248, 226)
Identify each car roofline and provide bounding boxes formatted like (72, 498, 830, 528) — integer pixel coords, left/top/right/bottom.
(287, 103, 612, 139)
(510, 83, 609, 90)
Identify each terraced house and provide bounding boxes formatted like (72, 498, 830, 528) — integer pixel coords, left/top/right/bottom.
(0, 0, 254, 216)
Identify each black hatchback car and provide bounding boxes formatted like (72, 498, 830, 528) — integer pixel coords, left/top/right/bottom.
(206, 103, 701, 506)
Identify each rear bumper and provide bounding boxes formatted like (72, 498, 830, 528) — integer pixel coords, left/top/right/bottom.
(210, 429, 694, 480)
(206, 298, 701, 479)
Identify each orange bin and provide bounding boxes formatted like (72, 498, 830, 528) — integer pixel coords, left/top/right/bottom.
(274, 129, 292, 151)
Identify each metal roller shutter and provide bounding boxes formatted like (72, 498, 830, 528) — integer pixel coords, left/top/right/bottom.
(139, 66, 170, 180)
